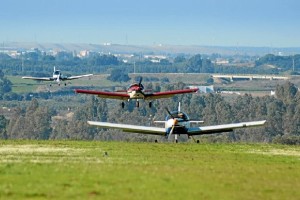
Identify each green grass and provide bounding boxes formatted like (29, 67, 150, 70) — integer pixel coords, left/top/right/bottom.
(7, 76, 41, 93)
(0, 141, 299, 200)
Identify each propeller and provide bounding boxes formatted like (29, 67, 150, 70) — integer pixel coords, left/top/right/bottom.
(165, 107, 176, 119)
(167, 118, 177, 140)
(168, 126, 175, 140)
(165, 107, 178, 140)
(138, 77, 143, 87)
(137, 77, 144, 91)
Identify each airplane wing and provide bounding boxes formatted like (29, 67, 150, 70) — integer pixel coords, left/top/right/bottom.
(22, 76, 54, 81)
(66, 74, 93, 80)
(75, 89, 130, 100)
(144, 88, 198, 100)
(187, 120, 266, 135)
(87, 121, 166, 135)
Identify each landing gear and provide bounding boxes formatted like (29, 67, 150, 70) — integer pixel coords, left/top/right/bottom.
(64, 83, 67, 86)
(136, 101, 140, 107)
(175, 134, 178, 143)
(189, 135, 200, 143)
(121, 102, 125, 108)
(149, 101, 152, 108)
(154, 139, 158, 143)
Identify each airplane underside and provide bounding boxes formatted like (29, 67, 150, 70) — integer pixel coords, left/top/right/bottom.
(121, 100, 153, 108)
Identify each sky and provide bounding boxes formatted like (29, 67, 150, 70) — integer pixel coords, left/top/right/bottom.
(0, 0, 300, 47)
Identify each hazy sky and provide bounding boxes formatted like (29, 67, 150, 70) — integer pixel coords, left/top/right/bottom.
(1, 0, 299, 47)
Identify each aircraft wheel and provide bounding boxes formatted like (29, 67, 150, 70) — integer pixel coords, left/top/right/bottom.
(154, 139, 158, 143)
(196, 140, 200, 143)
(121, 102, 125, 108)
(149, 102, 152, 108)
(136, 101, 139, 107)
(175, 139, 178, 143)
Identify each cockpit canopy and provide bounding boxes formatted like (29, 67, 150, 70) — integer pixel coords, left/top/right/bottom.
(53, 70, 61, 76)
(127, 83, 144, 91)
(165, 111, 190, 121)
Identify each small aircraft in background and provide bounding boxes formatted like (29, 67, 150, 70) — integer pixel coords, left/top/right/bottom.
(87, 103, 266, 143)
(22, 67, 93, 86)
(75, 77, 199, 108)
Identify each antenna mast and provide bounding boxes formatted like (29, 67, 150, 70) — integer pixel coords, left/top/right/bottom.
(293, 56, 295, 72)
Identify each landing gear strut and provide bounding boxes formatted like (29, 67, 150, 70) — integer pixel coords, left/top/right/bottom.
(136, 101, 139, 107)
(189, 135, 200, 143)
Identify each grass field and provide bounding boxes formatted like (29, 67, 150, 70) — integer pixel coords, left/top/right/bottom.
(0, 141, 299, 200)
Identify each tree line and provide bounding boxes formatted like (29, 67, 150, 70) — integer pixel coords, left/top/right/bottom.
(1, 81, 300, 144)
(1, 51, 299, 76)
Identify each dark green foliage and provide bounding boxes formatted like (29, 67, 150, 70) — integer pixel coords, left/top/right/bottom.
(256, 54, 300, 72)
(2, 79, 300, 143)
(0, 69, 12, 99)
(7, 99, 53, 139)
(2, 51, 300, 75)
(0, 115, 9, 139)
(107, 68, 131, 82)
(273, 135, 300, 145)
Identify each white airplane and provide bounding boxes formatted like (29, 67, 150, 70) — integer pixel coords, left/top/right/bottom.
(87, 103, 266, 143)
(22, 67, 93, 86)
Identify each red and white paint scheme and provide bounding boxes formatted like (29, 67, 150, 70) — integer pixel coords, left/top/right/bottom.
(75, 77, 198, 108)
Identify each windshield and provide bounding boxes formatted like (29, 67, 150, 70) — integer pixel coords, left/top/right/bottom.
(165, 111, 189, 121)
(53, 70, 61, 75)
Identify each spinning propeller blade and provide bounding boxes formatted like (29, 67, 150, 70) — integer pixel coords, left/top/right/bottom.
(168, 125, 175, 140)
(165, 107, 175, 119)
(138, 77, 143, 87)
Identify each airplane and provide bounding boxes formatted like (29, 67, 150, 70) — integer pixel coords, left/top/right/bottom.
(87, 103, 266, 143)
(22, 67, 93, 86)
(75, 77, 199, 108)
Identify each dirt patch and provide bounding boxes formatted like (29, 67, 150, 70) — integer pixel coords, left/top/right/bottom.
(0, 144, 81, 154)
(248, 148, 300, 157)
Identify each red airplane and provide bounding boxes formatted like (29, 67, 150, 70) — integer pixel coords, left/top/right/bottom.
(75, 78, 198, 108)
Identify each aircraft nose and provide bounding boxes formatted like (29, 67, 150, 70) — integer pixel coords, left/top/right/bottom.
(167, 119, 178, 127)
(173, 119, 178, 126)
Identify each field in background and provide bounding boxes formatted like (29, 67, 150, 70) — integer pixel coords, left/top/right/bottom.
(8, 73, 298, 96)
(0, 140, 299, 200)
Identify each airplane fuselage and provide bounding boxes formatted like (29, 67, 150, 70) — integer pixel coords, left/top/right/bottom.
(165, 119, 190, 134)
(164, 111, 191, 135)
(127, 83, 145, 99)
(53, 70, 62, 82)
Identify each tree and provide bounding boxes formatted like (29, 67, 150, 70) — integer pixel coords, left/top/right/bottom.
(0, 69, 12, 98)
(174, 55, 186, 63)
(0, 115, 8, 139)
(7, 99, 52, 139)
(186, 54, 202, 73)
(107, 68, 131, 82)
